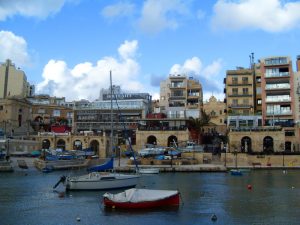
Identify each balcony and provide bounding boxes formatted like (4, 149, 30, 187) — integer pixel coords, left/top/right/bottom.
(169, 95, 185, 100)
(228, 94, 252, 97)
(266, 110, 292, 116)
(228, 104, 253, 109)
(265, 97, 291, 103)
(265, 83, 290, 90)
(265, 72, 290, 78)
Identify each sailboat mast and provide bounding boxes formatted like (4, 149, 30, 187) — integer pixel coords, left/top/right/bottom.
(110, 71, 113, 155)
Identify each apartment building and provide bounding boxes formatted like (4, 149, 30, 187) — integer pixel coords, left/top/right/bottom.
(0, 59, 34, 99)
(160, 74, 203, 119)
(260, 56, 295, 127)
(293, 56, 300, 125)
(224, 67, 262, 128)
(225, 56, 299, 152)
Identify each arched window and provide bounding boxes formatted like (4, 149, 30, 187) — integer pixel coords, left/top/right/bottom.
(168, 135, 178, 147)
(147, 135, 157, 145)
(241, 136, 252, 153)
(57, 139, 66, 150)
(263, 136, 273, 154)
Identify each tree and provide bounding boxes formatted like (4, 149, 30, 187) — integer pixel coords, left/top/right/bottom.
(187, 110, 211, 143)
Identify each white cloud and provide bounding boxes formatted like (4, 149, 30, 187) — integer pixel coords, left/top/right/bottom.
(118, 40, 138, 59)
(170, 57, 202, 75)
(169, 57, 223, 101)
(212, 0, 300, 32)
(0, 0, 67, 21)
(0, 31, 30, 66)
(36, 40, 145, 101)
(138, 0, 188, 34)
(101, 2, 135, 19)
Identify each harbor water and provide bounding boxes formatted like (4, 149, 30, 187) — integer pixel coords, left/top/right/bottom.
(1, 168, 300, 225)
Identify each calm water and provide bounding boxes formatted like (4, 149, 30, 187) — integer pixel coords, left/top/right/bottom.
(1, 168, 300, 225)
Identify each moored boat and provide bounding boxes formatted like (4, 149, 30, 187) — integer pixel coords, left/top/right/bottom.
(62, 172, 139, 190)
(230, 169, 243, 176)
(138, 168, 159, 174)
(103, 188, 180, 209)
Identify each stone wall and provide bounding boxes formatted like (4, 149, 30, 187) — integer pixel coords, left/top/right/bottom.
(135, 129, 189, 151)
(221, 153, 300, 167)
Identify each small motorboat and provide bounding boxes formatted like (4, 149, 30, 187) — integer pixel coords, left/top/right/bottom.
(230, 169, 243, 176)
(103, 188, 180, 209)
(42, 165, 54, 173)
(138, 168, 160, 174)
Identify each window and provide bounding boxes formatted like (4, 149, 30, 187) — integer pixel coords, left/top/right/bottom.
(232, 77, 238, 84)
(0, 105, 3, 110)
(243, 99, 249, 105)
(232, 88, 238, 95)
(257, 99, 262, 105)
(232, 99, 238, 105)
(53, 110, 61, 117)
(242, 88, 248, 95)
(242, 77, 248, 84)
(256, 87, 261, 94)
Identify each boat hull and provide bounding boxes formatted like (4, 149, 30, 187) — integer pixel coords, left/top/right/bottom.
(66, 173, 139, 190)
(230, 169, 243, 176)
(103, 190, 180, 209)
(139, 168, 159, 174)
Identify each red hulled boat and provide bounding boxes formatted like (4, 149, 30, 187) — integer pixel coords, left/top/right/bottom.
(103, 188, 180, 209)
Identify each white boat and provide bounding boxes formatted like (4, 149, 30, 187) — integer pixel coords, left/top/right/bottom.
(53, 72, 140, 191)
(63, 172, 139, 190)
(138, 168, 160, 174)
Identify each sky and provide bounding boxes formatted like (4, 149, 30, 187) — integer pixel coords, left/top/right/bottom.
(1, 0, 300, 102)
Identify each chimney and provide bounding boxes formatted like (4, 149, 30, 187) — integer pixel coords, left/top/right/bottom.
(297, 55, 300, 72)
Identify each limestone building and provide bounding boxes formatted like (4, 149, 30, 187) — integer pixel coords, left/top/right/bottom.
(0, 59, 34, 99)
(159, 74, 203, 119)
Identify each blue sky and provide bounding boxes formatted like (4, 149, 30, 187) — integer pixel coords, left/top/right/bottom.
(1, 0, 300, 101)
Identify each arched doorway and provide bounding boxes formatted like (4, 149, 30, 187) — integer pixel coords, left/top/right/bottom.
(57, 139, 66, 150)
(168, 135, 178, 147)
(285, 141, 292, 152)
(241, 136, 252, 153)
(73, 140, 83, 150)
(90, 140, 99, 155)
(147, 135, 157, 145)
(263, 136, 273, 154)
(42, 139, 50, 149)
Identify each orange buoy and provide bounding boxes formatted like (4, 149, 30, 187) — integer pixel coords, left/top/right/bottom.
(247, 184, 252, 190)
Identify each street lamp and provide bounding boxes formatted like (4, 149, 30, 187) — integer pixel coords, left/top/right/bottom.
(282, 143, 285, 167)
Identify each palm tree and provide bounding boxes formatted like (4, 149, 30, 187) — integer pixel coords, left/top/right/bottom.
(187, 110, 211, 144)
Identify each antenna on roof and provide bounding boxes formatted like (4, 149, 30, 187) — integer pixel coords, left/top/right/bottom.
(249, 52, 254, 69)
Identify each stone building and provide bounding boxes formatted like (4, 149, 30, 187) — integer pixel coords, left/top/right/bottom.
(160, 74, 203, 119)
(0, 97, 33, 136)
(203, 96, 227, 135)
(27, 95, 73, 132)
(0, 59, 34, 99)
